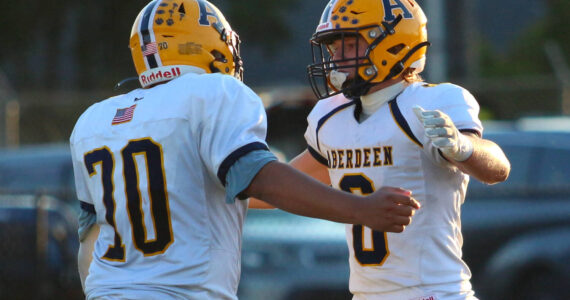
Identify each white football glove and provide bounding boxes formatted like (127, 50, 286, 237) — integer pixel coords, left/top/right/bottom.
(412, 105, 473, 162)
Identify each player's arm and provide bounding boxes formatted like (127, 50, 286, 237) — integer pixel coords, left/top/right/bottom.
(448, 132, 510, 184)
(413, 106, 510, 184)
(248, 149, 330, 209)
(248, 197, 276, 209)
(243, 160, 419, 233)
(78, 223, 99, 291)
(289, 149, 331, 185)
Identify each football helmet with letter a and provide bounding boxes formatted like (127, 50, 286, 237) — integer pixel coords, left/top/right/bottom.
(130, 0, 243, 88)
(307, 0, 430, 99)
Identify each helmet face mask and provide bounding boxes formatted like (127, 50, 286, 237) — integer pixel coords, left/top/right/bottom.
(130, 0, 243, 88)
(307, 0, 429, 100)
(309, 26, 379, 100)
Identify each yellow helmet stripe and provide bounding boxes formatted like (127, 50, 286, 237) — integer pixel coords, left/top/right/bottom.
(139, 0, 162, 69)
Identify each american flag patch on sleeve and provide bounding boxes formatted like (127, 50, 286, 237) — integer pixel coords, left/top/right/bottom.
(112, 104, 136, 125)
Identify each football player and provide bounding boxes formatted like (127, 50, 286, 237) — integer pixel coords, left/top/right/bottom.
(70, 1, 420, 299)
(289, 0, 511, 299)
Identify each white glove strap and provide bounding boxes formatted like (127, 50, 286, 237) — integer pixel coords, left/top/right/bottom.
(443, 131, 474, 162)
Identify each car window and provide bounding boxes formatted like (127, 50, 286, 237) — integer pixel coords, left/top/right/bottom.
(0, 156, 66, 192)
(535, 147, 570, 193)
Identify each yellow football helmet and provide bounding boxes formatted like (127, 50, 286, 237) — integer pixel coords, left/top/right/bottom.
(308, 0, 430, 99)
(130, 0, 243, 88)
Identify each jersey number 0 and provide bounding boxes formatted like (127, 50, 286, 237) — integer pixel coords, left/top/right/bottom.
(84, 138, 173, 262)
(339, 174, 389, 266)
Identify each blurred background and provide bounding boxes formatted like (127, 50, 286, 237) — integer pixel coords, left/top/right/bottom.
(0, 0, 569, 147)
(0, 0, 569, 299)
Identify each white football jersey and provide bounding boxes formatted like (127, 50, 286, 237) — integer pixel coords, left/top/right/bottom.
(305, 82, 483, 295)
(70, 72, 268, 300)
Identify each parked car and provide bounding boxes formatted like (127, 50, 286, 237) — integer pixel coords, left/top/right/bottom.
(0, 194, 81, 299)
(1, 130, 570, 299)
(238, 209, 350, 300)
(0, 144, 77, 206)
(462, 131, 570, 300)
(0, 144, 82, 299)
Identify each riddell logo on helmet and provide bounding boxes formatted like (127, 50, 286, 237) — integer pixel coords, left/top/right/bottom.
(140, 67, 181, 86)
(317, 22, 332, 31)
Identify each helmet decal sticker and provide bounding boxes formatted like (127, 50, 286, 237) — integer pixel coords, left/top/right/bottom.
(142, 42, 158, 56)
(156, 1, 185, 26)
(155, 2, 168, 26)
(382, 0, 413, 21)
(178, 42, 202, 55)
(197, 0, 222, 26)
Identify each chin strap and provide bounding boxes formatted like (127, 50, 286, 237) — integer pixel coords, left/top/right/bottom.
(342, 75, 373, 99)
(353, 97, 363, 122)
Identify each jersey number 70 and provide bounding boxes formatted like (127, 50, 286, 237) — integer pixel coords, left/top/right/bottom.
(84, 138, 173, 262)
(339, 174, 390, 266)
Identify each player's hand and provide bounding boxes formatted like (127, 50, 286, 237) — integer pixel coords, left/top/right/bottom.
(359, 187, 420, 233)
(412, 105, 473, 162)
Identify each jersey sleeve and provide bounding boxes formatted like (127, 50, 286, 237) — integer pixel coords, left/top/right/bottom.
(224, 150, 277, 203)
(196, 76, 270, 189)
(407, 83, 483, 166)
(303, 111, 328, 166)
(70, 117, 94, 208)
(437, 86, 483, 136)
